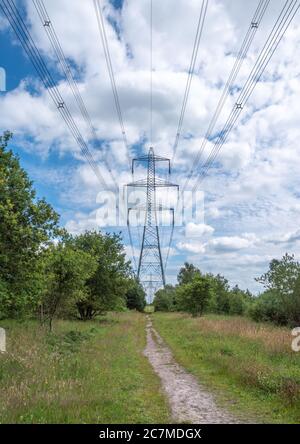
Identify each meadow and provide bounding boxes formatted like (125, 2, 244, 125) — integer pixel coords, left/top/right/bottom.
(0, 312, 169, 424)
(1, 311, 300, 424)
(152, 312, 300, 424)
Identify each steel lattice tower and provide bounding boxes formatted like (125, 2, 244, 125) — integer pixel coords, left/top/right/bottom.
(127, 147, 178, 301)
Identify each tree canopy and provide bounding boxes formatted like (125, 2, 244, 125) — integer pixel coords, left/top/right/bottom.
(177, 262, 201, 285)
(0, 132, 138, 325)
(0, 132, 60, 317)
(69, 230, 132, 319)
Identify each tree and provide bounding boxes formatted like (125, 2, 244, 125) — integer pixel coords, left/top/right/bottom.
(177, 262, 201, 286)
(228, 285, 252, 315)
(255, 253, 300, 297)
(207, 274, 230, 314)
(70, 231, 132, 319)
(153, 285, 176, 312)
(0, 131, 60, 317)
(254, 254, 300, 326)
(176, 274, 211, 316)
(42, 243, 97, 331)
(125, 280, 146, 312)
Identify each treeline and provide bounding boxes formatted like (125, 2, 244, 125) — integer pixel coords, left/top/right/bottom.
(154, 256, 300, 327)
(0, 132, 146, 329)
(154, 263, 253, 317)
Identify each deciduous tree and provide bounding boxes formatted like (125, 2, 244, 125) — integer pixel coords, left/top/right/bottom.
(70, 231, 132, 319)
(176, 274, 211, 316)
(0, 132, 60, 317)
(42, 243, 97, 330)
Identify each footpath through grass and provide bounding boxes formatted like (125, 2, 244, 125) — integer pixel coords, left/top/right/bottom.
(0, 312, 170, 424)
(152, 312, 300, 424)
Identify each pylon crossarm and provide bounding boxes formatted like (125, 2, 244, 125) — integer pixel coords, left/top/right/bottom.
(127, 178, 178, 188)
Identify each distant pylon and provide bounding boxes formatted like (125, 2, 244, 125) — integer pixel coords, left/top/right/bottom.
(126, 147, 178, 300)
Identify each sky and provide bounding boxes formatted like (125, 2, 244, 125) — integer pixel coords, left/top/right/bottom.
(1, 0, 300, 293)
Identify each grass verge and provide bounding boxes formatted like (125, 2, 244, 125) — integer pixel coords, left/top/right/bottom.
(152, 312, 300, 424)
(0, 312, 170, 424)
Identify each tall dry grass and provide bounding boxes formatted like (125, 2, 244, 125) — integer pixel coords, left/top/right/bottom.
(191, 315, 293, 354)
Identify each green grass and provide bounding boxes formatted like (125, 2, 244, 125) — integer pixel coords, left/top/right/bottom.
(0, 312, 170, 424)
(152, 312, 300, 424)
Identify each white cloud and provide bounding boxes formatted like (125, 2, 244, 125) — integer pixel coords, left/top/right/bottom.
(177, 241, 206, 254)
(266, 229, 300, 245)
(65, 210, 99, 235)
(2, 0, 300, 292)
(185, 222, 214, 238)
(209, 234, 257, 252)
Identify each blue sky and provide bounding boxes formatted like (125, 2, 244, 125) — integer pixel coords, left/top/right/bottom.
(1, 0, 300, 293)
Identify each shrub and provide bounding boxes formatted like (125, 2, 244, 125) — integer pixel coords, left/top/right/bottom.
(207, 274, 230, 314)
(228, 286, 252, 315)
(125, 281, 146, 312)
(248, 290, 289, 325)
(176, 275, 211, 316)
(154, 285, 176, 312)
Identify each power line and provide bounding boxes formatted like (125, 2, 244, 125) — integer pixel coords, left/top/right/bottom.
(171, 0, 209, 165)
(164, 0, 209, 268)
(1, 0, 109, 190)
(182, 0, 270, 193)
(93, 0, 139, 269)
(165, 0, 298, 274)
(192, 0, 299, 192)
(33, 0, 135, 270)
(127, 211, 138, 272)
(93, 0, 131, 170)
(32, 0, 119, 192)
(166, 0, 269, 273)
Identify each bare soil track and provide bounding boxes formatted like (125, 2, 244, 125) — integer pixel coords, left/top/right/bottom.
(144, 316, 240, 424)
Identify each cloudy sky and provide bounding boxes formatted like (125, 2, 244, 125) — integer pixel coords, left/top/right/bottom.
(1, 0, 300, 293)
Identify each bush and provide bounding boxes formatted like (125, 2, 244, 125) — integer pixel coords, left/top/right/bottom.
(228, 292, 246, 315)
(154, 285, 176, 312)
(207, 274, 230, 314)
(0, 279, 10, 319)
(248, 290, 289, 325)
(253, 254, 300, 326)
(176, 275, 211, 316)
(126, 281, 146, 312)
(228, 286, 252, 315)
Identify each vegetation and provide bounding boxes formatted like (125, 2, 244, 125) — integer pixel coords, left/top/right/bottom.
(152, 312, 300, 424)
(0, 131, 60, 319)
(176, 274, 211, 316)
(0, 313, 170, 423)
(151, 255, 300, 423)
(177, 262, 201, 285)
(1, 131, 300, 424)
(153, 285, 176, 312)
(69, 231, 133, 320)
(153, 262, 253, 319)
(41, 242, 97, 331)
(125, 280, 146, 312)
(154, 257, 300, 328)
(252, 254, 300, 326)
(0, 132, 145, 328)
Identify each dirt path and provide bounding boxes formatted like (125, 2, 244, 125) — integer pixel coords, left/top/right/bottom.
(144, 316, 238, 424)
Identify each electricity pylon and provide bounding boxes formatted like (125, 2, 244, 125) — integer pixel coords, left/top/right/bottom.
(126, 147, 178, 300)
